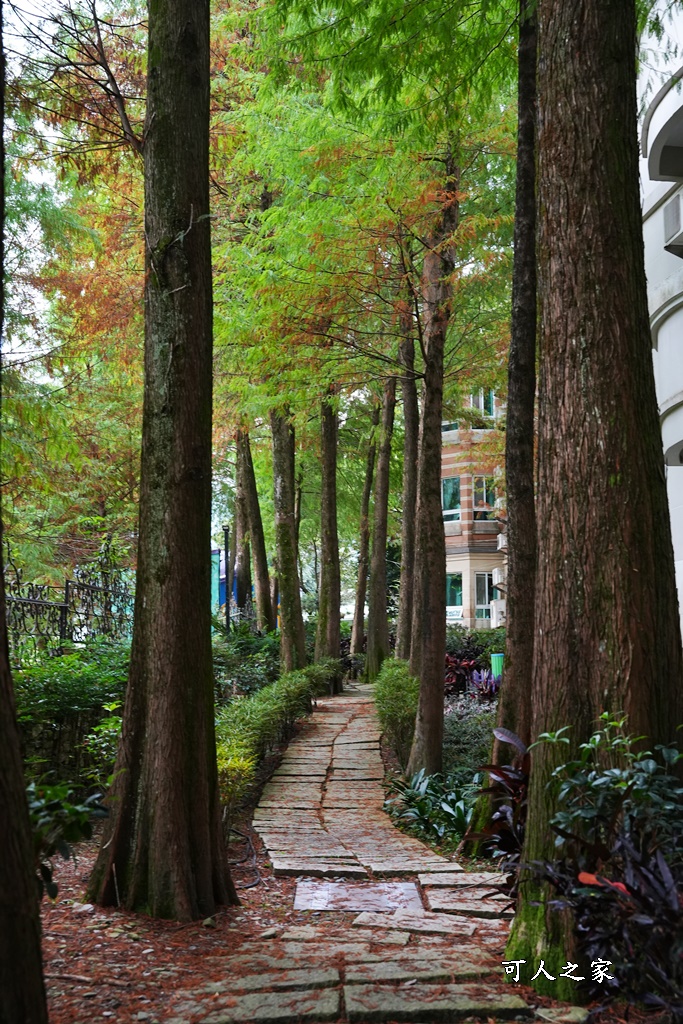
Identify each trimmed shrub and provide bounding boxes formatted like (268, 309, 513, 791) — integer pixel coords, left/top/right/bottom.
(215, 658, 341, 822)
(373, 658, 420, 767)
(212, 620, 280, 699)
(442, 695, 497, 786)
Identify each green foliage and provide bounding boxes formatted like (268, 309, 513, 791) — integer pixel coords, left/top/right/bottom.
(27, 781, 106, 899)
(549, 714, 683, 867)
(212, 620, 281, 699)
(385, 769, 477, 845)
(442, 695, 497, 786)
(373, 658, 419, 767)
(215, 659, 341, 820)
(82, 701, 123, 789)
(445, 626, 506, 667)
(14, 639, 129, 726)
(534, 715, 683, 1013)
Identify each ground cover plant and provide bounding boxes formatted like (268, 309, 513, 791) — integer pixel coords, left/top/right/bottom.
(534, 715, 683, 1015)
(212, 620, 281, 699)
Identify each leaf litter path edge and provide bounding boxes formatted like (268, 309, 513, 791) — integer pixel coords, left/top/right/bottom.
(165, 683, 586, 1024)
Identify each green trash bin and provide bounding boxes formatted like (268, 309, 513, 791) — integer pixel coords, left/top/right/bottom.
(490, 653, 504, 678)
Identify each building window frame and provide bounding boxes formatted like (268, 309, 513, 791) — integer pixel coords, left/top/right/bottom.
(475, 571, 499, 619)
(442, 476, 461, 521)
(473, 475, 496, 521)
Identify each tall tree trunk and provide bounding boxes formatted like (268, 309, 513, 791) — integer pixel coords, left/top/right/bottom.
(270, 409, 306, 670)
(507, 0, 683, 996)
(351, 401, 380, 657)
(494, 0, 537, 757)
(407, 158, 460, 776)
(315, 392, 341, 662)
(236, 428, 275, 632)
(0, 7, 49, 1007)
(294, 466, 303, 553)
(88, 0, 236, 918)
(395, 314, 419, 661)
(365, 377, 397, 680)
(234, 450, 252, 616)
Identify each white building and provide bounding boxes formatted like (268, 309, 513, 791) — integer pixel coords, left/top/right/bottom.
(641, 39, 683, 623)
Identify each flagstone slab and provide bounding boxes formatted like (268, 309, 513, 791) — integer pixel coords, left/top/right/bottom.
(352, 909, 477, 936)
(206, 968, 339, 993)
(330, 769, 383, 780)
(425, 889, 513, 919)
(344, 961, 452, 985)
(198, 986, 341, 1024)
(343, 982, 529, 1022)
(272, 860, 367, 878)
(294, 880, 422, 912)
(420, 871, 504, 887)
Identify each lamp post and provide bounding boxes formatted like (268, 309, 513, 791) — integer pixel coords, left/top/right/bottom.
(223, 523, 230, 633)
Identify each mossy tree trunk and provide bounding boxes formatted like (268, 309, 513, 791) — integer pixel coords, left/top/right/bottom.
(407, 158, 460, 777)
(365, 376, 397, 680)
(88, 0, 236, 919)
(494, 0, 537, 758)
(507, 0, 683, 996)
(236, 427, 275, 632)
(315, 390, 341, 663)
(0, 10, 49, 1004)
(350, 401, 380, 657)
(271, 409, 306, 670)
(395, 312, 419, 662)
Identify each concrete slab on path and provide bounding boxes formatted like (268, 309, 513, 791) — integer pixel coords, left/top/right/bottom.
(419, 870, 503, 887)
(272, 860, 368, 878)
(343, 982, 530, 1022)
(293, 880, 422, 912)
(353, 908, 478, 936)
(424, 888, 514, 919)
(195, 986, 341, 1024)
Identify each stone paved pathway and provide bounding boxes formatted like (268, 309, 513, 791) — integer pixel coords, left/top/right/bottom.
(165, 685, 584, 1024)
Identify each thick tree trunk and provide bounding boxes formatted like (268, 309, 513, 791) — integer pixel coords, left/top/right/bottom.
(494, 0, 537, 757)
(395, 317, 419, 661)
(315, 392, 341, 662)
(0, 12, 49, 1006)
(236, 428, 275, 632)
(507, 0, 683, 996)
(270, 409, 306, 670)
(234, 458, 252, 616)
(88, 0, 236, 918)
(365, 377, 397, 680)
(0, 534, 48, 1023)
(351, 402, 380, 657)
(407, 159, 460, 777)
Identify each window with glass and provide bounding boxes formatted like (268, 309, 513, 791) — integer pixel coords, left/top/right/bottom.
(446, 572, 463, 608)
(441, 421, 459, 432)
(473, 476, 496, 520)
(475, 572, 500, 619)
(470, 389, 495, 418)
(442, 476, 461, 521)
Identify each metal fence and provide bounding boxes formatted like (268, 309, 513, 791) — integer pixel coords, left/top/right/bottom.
(4, 546, 134, 662)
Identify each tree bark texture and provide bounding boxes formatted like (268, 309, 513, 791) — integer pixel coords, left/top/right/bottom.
(315, 393, 341, 662)
(236, 428, 275, 631)
(494, 0, 537, 757)
(234, 448, 252, 615)
(270, 410, 307, 670)
(88, 0, 236, 919)
(395, 317, 419, 662)
(508, 0, 683, 995)
(366, 377, 397, 680)
(0, 537, 49, 1023)
(350, 402, 380, 657)
(407, 161, 460, 776)
(0, 9, 49, 1007)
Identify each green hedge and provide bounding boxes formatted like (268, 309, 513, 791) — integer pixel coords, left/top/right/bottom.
(373, 659, 420, 768)
(215, 658, 341, 820)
